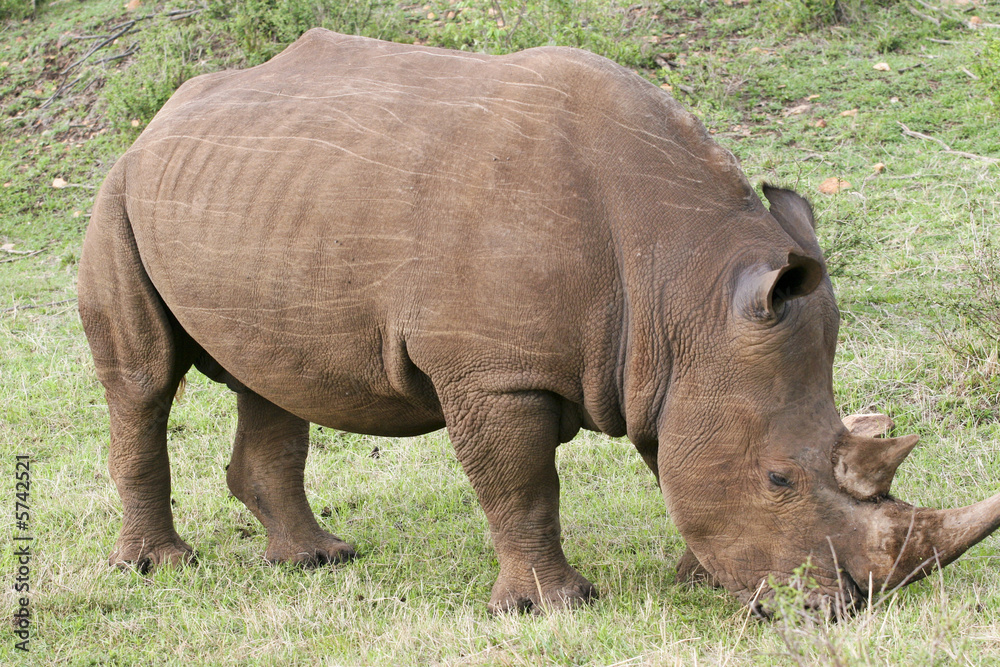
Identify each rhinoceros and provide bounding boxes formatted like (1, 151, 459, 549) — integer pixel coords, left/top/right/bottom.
(78, 28, 1000, 613)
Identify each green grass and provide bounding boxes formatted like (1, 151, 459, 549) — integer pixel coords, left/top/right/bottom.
(2, 0, 1000, 664)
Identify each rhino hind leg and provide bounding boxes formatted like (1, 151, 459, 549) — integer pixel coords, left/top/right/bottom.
(443, 390, 597, 613)
(227, 390, 356, 565)
(78, 185, 196, 572)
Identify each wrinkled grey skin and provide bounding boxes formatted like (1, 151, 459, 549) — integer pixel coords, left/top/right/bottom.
(78, 29, 1000, 614)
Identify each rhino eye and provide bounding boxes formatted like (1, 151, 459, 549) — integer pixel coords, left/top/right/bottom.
(768, 472, 792, 488)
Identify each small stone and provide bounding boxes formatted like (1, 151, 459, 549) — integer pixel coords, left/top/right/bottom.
(52, 177, 68, 189)
(818, 177, 851, 194)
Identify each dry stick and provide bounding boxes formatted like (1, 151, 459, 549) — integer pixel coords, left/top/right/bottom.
(93, 43, 138, 65)
(40, 74, 86, 109)
(41, 20, 140, 109)
(720, 580, 767, 667)
(879, 506, 918, 597)
(826, 536, 850, 619)
(899, 122, 1000, 163)
(530, 566, 549, 614)
(0, 248, 46, 263)
(2, 298, 77, 314)
(907, 4, 940, 27)
(60, 19, 143, 77)
(914, 0, 965, 23)
(167, 8, 201, 20)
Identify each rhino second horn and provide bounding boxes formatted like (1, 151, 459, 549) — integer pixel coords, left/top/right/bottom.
(842, 413, 894, 439)
(861, 491, 1000, 591)
(833, 432, 919, 501)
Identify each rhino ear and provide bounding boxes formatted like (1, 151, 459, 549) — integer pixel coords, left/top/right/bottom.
(739, 253, 824, 321)
(762, 184, 823, 259)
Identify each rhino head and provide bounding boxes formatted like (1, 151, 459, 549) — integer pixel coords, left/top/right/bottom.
(649, 185, 1000, 612)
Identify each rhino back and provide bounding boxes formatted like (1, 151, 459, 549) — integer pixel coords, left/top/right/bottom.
(114, 29, 756, 434)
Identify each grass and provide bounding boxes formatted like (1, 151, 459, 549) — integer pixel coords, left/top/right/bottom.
(2, 0, 1000, 664)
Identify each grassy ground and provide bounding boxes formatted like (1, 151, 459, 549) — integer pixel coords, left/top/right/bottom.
(2, 0, 1000, 664)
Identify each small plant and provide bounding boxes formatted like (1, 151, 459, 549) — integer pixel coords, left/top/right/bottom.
(101, 23, 200, 128)
(764, 562, 851, 665)
(0, 0, 41, 21)
(973, 33, 1000, 113)
(205, 0, 407, 66)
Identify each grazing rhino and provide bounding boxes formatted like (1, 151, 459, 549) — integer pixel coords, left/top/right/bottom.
(79, 29, 1000, 613)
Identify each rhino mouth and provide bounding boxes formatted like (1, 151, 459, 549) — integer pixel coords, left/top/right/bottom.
(748, 565, 865, 621)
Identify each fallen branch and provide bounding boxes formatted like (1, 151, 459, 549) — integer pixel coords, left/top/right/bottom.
(2, 298, 77, 314)
(914, 0, 965, 23)
(0, 247, 47, 263)
(60, 18, 147, 77)
(898, 122, 1000, 164)
(40, 74, 87, 109)
(167, 8, 201, 20)
(93, 42, 138, 65)
(907, 4, 940, 26)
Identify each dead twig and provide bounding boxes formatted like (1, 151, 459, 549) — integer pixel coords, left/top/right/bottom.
(0, 247, 47, 263)
(914, 0, 965, 23)
(898, 122, 1000, 163)
(2, 298, 77, 314)
(60, 18, 146, 77)
(907, 4, 940, 27)
(166, 8, 201, 20)
(40, 74, 86, 109)
(93, 42, 138, 65)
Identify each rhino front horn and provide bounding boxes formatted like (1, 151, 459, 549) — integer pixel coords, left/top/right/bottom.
(834, 413, 919, 500)
(855, 491, 1000, 592)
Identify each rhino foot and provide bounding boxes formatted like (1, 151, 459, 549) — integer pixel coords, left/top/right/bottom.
(109, 534, 195, 574)
(264, 531, 357, 566)
(488, 572, 598, 614)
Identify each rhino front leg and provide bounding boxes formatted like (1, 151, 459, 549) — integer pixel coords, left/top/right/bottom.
(227, 391, 355, 565)
(444, 390, 597, 613)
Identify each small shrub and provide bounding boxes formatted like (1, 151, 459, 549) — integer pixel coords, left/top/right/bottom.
(0, 0, 41, 21)
(205, 0, 408, 66)
(973, 33, 1000, 113)
(770, 0, 901, 32)
(101, 24, 200, 128)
